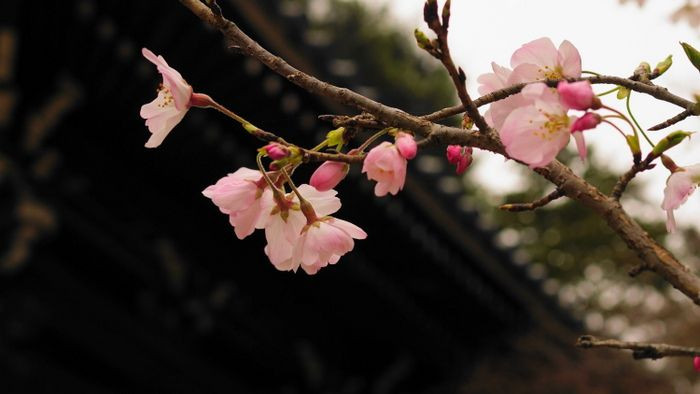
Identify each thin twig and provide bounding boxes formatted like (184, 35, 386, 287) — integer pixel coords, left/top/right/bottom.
(648, 109, 694, 131)
(499, 189, 565, 212)
(611, 155, 656, 200)
(576, 335, 700, 360)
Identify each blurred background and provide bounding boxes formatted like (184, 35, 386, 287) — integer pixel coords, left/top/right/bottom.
(2, 0, 700, 392)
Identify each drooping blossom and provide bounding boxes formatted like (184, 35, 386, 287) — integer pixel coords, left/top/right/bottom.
(395, 132, 418, 160)
(499, 83, 574, 168)
(446, 145, 473, 174)
(661, 164, 700, 233)
(557, 81, 600, 111)
(291, 216, 367, 275)
(202, 167, 272, 239)
(477, 38, 582, 129)
(570, 112, 602, 161)
(140, 48, 212, 148)
(362, 142, 407, 197)
(262, 184, 341, 271)
(310, 161, 350, 191)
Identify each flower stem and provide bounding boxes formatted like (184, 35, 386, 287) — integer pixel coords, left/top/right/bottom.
(357, 128, 390, 152)
(582, 70, 601, 76)
(625, 93, 654, 147)
(601, 119, 628, 138)
(256, 152, 285, 201)
(597, 87, 620, 97)
(280, 167, 317, 223)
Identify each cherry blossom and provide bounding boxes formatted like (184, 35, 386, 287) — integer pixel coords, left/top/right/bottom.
(140, 48, 212, 148)
(661, 164, 700, 233)
(291, 217, 367, 275)
(395, 132, 417, 160)
(310, 161, 350, 191)
(446, 145, 473, 174)
(557, 81, 600, 111)
(202, 168, 272, 239)
(509, 37, 582, 82)
(362, 141, 407, 197)
(478, 38, 582, 129)
(499, 83, 573, 168)
(262, 184, 341, 271)
(570, 113, 602, 161)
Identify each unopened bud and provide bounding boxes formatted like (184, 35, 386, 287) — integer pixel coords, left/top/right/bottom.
(616, 86, 630, 100)
(263, 143, 289, 160)
(654, 55, 672, 76)
(651, 130, 694, 157)
(625, 134, 641, 164)
(326, 127, 346, 151)
(310, 161, 350, 191)
(462, 114, 474, 129)
(694, 356, 700, 372)
(414, 29, 433, 51)
(681, 42, 700, 73)
(395, 132, 417, 160)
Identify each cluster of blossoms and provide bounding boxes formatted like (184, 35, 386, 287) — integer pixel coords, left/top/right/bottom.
(477, 37, 602, 168)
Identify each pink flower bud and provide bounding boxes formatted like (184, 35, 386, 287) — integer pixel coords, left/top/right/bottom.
(395, 132, 417, 160)
(264, 143, 289, 160)
(310, 161, 350, 191)
(446, 145, 473, 174)
(557, 80, 600, 110)
(571, 112, 602, 133)
(694, 356, 700, 372)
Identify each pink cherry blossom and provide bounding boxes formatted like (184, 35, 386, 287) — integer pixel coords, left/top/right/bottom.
(291, 217, 367, 275)
(446, 145, 473, 174)
(362, 142, 407, 197)
(202, 167, 272, 239)
(510, 37, 582, 81)
(263, 184, 341, 271)
(477, 62, 530, 129)
(557, 81, 600, 110)
(395, 132, 417, 160)
(140, 48, 212, 148)
(570, 112, 602, 161)
(661, 164, 700, 233)
(310, 161, 349, 191)
(500, 83, 573, 168)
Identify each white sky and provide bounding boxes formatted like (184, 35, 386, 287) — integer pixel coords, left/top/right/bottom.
(358, 0, 700, 229)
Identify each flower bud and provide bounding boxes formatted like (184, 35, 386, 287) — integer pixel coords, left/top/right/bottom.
(446, 145, 473, 174)
(263, 143, 289, 160)
(310, 161, 350, 191)
(651, 130, 694, 157)
(570, 112, 602, 133)
(557, 81, 600, 110)
(654, 55, 672, 76)
(681, 42, 700, 73)
(326, 127, 346, 151)
(395, 132, 417, 160)
(694, 356, 700, 372)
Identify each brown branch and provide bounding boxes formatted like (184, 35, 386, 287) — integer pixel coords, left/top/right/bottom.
(424, 0, 490, 133)
(179, 0, 700, 306)
(611, 155, 657, 200)
(576, 335, 700, 360)
(648, 109, 694, 131)
(423, 76, 696, 123)
(499, 189, 565, 212)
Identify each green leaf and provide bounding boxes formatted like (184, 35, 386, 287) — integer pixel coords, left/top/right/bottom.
(680, 42, 700, 73)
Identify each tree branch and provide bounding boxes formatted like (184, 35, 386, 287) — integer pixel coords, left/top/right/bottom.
(576, 335, 700, 360)
(648, 109, 694, 131)
(499, 189, 565, 212)
(611, 154, 657, 200)
(179, 0, 700, 307)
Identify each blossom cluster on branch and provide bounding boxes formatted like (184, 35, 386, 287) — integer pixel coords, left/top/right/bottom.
(135, 0, 700, 371)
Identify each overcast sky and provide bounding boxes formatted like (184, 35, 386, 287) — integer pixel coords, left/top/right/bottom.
(357, 0, 700, 230)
